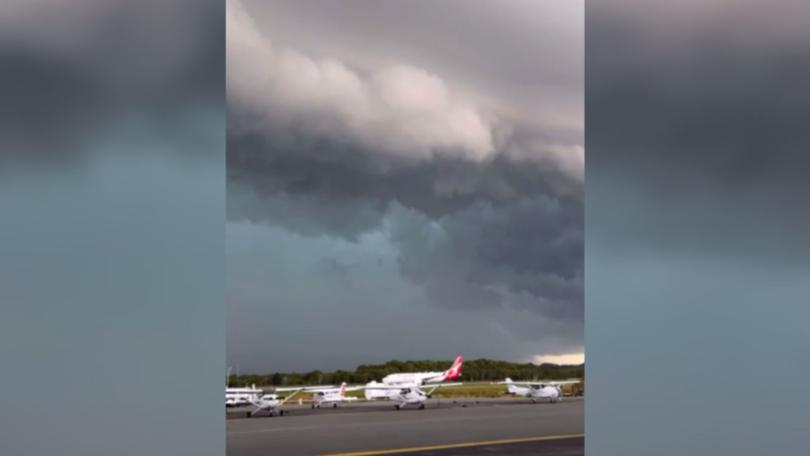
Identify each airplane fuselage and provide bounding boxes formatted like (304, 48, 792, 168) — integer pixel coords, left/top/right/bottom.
(507, 383, 561, 402)
(365, 355, 464, 403)
(382, 371, 445, 386)
(226, 386, 262, 407)
(311, 390, 356, 408)
(248, 394, 285, 416)
(387, 386, 429, 409)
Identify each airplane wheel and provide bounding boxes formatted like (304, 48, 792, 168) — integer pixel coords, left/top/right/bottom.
(279, 410, 285, 416)
(394, 405, 400, 410)
(333, 403, 338, 408)
(419, 404, 425, 410)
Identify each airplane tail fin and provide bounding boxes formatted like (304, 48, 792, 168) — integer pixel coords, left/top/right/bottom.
(340, 382, 347, 397)
(503, 378, 519, 394)
(444, 355, 463, 381)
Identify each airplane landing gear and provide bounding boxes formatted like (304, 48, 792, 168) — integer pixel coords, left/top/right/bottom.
(394, 404, 401, 410)
(333, 403, 338, 408)
(418, 403, 425, 410)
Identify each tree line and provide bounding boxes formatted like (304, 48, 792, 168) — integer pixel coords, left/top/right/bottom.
(228, 358, 584, 387)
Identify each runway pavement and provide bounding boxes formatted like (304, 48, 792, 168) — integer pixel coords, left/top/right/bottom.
(227, 398, 583, 456)
(334, 436, 585, 455)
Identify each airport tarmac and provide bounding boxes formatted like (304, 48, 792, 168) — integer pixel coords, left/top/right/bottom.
(227, 398, 583, 455)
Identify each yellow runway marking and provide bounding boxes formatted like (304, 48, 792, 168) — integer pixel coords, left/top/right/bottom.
(321, 433, 584, 456)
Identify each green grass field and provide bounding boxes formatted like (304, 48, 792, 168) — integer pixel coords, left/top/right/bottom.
(426, 383, 508, 398)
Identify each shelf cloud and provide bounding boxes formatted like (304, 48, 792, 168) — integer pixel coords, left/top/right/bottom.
(227, 0, 583, 371)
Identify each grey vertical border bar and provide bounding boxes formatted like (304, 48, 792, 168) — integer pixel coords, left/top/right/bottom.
(0, 1, 225, 455)
(586, 0, 810, 454)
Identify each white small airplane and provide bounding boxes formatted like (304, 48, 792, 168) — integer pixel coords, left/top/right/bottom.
(496, 377, 581, 403)
(226, 384, 262, 407)
(276, 382, 362, 409)
(246, 389, 301, 417)
(363, 355, 464, 409)
(364, 382, 463, 410)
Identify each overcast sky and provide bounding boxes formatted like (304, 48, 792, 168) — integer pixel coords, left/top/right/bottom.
(2, 1, 224, 454)
(586, 1, 810, 454)
(226, 0, 583, 373)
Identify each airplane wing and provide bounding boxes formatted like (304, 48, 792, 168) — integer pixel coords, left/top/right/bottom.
(279, 384, 366, 393)
(363, 382, 464, 390)
(360, 384, 403, 391)
(300, 386, 338, 393)
(274, 385, 335, 392)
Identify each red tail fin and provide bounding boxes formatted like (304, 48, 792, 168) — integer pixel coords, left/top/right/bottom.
(444, 355, 463, 380)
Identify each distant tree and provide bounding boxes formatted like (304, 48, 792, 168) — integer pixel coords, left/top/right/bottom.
(238, 358, 583, 386)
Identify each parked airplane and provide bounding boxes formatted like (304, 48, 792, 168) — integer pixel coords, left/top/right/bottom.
(364, 382, 463, 410)
(246, 389, 302, 417)
(497, 377, 581, 403)
(364, 355, 463, 400)
(226, 384, 262, 407)
(276, 382, 361, 409)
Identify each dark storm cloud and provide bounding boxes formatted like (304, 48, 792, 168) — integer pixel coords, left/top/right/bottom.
(588, 0, 810, 259)
(1, 0, 223, 163)
(2, 2, 225, 455)
(227, 129, 580, 219)
(587, 2, 810, 455)
(227, 128, 584, 322)
(227, 222, 583, 372)
(227, 0, 583, 369)
(388, 198, 583, 320)
(226, 117, 584, 320)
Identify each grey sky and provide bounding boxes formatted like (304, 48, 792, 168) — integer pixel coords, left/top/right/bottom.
(1, 2, 224, 455)
(586, 1, 810, 454)
(227, 0, 583, 372)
